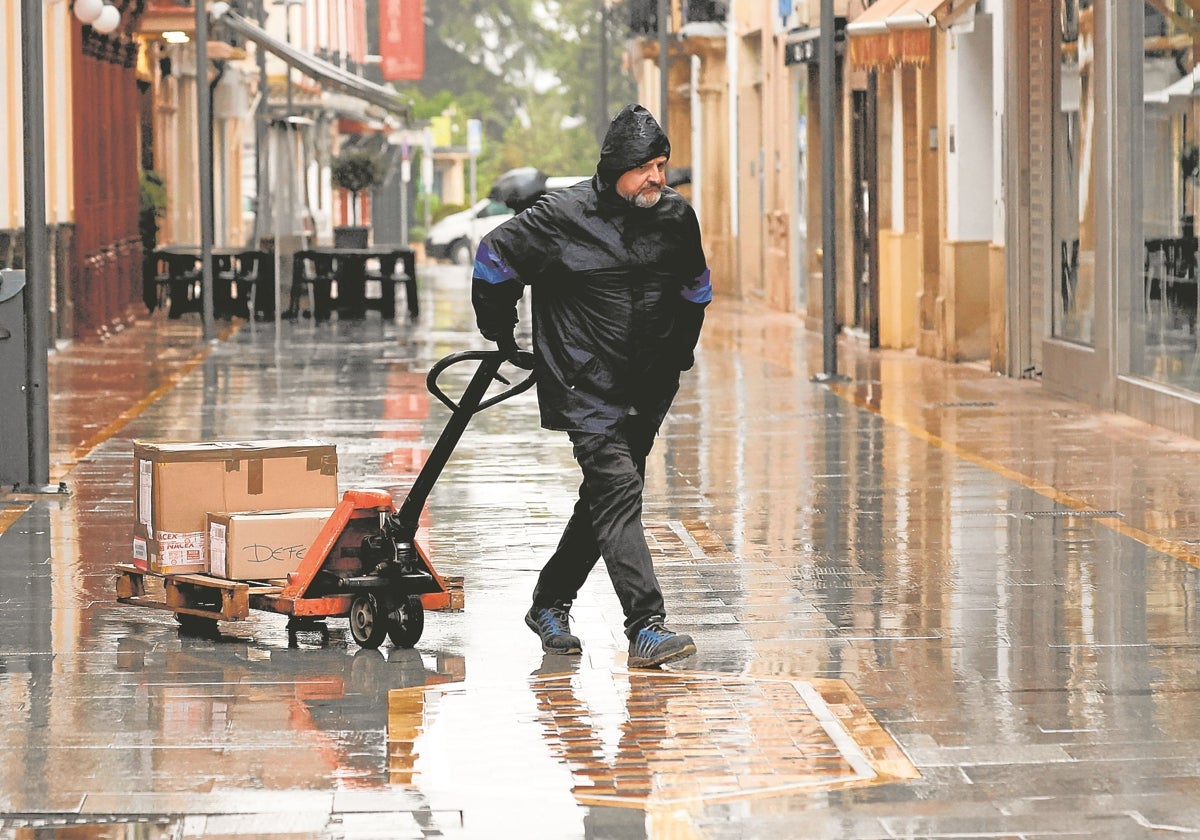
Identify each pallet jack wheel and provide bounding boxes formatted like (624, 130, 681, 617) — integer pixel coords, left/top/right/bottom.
(349, 592, 389, 649)
(387, 594, 424, 649)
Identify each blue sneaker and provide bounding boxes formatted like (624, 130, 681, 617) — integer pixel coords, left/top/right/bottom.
(525, 604, 582, 655)
(628, 618, 696, 668)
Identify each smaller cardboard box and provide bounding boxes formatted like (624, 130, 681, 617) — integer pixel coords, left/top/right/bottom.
(207, 509, 335, 581)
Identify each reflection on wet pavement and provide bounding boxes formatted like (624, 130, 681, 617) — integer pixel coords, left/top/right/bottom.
(389, 670, 916, 809)
(1, 820, 180, 840)
(3, 266, 1200, 836)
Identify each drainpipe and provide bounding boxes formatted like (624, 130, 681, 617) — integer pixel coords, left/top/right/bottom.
(598, 0, 608, 132)
(657, 0, 669, 137)
(691, 54, 702, 224)
(209, 62, 226, 246)
(812, 0, 846, 383)
(197, 6, 215, 341)
(727, 0, 738, 246)
(254, 0, 269, 247)
(20, 0, 52, 491)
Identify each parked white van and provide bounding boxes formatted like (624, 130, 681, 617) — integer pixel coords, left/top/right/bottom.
(424, 174, 588, 265)
(424, 198, 514, 265)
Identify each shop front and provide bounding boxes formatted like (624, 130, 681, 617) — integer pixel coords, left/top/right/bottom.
(1014, 1, 1200, 436)
(1125, 1, 1200, 433)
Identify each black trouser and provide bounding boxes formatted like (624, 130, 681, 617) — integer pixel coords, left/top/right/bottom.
(531, 413, 666, 639)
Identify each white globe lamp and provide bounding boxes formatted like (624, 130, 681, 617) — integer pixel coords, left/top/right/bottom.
(92, 3, 121, 33)
(73, 0, 103, 24)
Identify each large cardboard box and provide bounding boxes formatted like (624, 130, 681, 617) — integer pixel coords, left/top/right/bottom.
(207, 508, 335, 580)
(133, 440, 338, 574)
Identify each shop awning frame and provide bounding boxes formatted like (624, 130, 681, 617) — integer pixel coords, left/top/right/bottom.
(846, 0, 979, 70)
(209, 3, 411, 120)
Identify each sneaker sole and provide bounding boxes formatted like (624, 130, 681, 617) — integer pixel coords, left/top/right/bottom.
(525, 614, 582, 655)
(628, 639, 697, 669)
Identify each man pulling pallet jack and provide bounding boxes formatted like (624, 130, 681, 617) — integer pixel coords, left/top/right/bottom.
(471, 104, 713, 669)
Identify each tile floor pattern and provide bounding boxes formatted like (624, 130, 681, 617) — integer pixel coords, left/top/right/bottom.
(537, 672, 914, 806)
(11, 265, 1200, 836)
(388, 519, 915, 814)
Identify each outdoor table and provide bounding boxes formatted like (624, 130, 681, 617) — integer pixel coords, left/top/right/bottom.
(302, 246, 417, 322)
(151, 245, 265, 320)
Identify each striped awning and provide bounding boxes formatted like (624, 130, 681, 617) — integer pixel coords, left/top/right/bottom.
(846, 0, 979, 70)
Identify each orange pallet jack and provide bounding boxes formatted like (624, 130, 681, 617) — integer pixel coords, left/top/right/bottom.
(116, 350, 535, 648)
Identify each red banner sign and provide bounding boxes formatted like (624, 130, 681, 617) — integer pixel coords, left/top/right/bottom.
(379, 0, 424, 81)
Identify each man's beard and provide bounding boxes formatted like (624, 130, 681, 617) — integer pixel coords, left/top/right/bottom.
(630, 187, 661, 209)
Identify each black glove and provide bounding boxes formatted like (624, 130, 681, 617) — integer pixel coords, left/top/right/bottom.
(496, 334, 535, 370)
(669, 303, 705, 372)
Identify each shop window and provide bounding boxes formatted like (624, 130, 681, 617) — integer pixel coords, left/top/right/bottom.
(1132, 0, 1200, 389)
(1052, 0, 1095, 345)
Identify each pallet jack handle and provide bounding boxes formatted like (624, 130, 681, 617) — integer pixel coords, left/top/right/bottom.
(426, 349, 536, 414)
(388, 349, 536, 541)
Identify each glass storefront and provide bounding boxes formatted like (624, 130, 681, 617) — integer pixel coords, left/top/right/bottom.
(1133, 1, 1200, 390)
(1054, 0, 1097, 344)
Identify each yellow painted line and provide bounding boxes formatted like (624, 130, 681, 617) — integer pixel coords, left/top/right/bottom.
(829, 384, 1200, 571)
(0, 504, 29, 537)
(51, 321, 243, 483)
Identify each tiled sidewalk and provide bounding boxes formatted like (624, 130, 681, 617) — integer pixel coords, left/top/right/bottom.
(4, 273, 1200, 837)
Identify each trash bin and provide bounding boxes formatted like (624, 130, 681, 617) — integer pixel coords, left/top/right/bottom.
(0, 269, 28, 487)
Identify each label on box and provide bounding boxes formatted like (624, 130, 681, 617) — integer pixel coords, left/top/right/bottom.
(132, 537, 148, 570)
(209, 521, 227, 578)
(158, 530, 206, 566)
(138, 459, 153, 530)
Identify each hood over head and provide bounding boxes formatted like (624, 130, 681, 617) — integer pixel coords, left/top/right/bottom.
(595, 104, 670, 190)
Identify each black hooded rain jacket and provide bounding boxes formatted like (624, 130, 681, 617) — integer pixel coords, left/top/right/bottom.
(471, 105, 712, 435)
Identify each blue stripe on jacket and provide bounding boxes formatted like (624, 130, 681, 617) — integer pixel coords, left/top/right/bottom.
(682, 267, 713, 304)
(473, 242, 519, 285)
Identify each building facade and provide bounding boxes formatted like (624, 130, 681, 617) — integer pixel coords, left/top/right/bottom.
(633, 0, 1200, 440)
(4, 0, 146, 341)
(3, 0, 392, 343)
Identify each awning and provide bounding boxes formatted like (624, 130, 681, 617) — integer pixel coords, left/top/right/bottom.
(209, 3, 411, 120)
(847, 0, 978, 70)
(1158, 66, 1200, 111)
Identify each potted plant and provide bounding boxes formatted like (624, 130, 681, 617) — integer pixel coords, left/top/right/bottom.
(331, 148, 384, 248)
(139, 169, 168, 311)
(138, 169, 168, 253)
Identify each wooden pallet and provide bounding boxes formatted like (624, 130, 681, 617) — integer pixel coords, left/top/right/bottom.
(115, 564, 465, 622)
(115, 563, 284, 622)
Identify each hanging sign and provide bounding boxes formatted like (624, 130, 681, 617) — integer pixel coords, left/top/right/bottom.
(380, 0, 424, 81)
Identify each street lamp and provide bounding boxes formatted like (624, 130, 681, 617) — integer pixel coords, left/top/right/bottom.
(92, 3, 121, 33)
(72, 0, 103, 24)
(73, 0, 122, 33)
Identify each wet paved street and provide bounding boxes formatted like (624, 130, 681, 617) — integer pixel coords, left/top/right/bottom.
(4, 263, 1200, 838)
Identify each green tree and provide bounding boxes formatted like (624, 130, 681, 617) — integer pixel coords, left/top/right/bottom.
(331, 149, 385, 224)
(488, 95, 602, 178)
(394, 0, 635, 179)
(138, 169, 168, 251)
